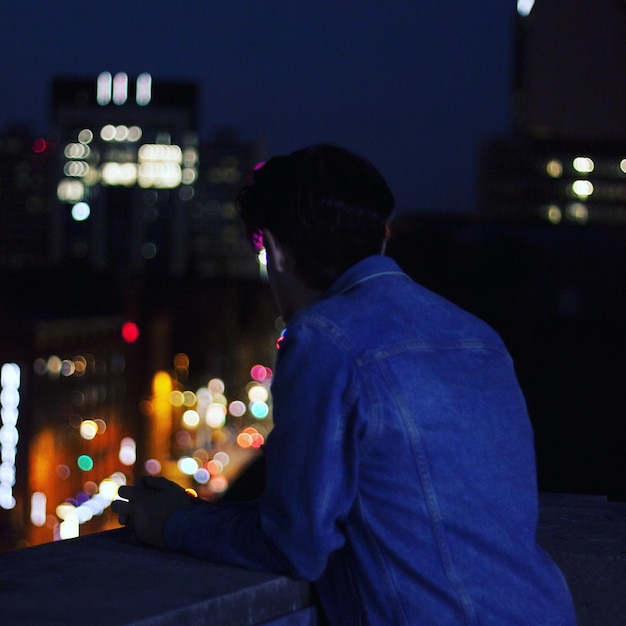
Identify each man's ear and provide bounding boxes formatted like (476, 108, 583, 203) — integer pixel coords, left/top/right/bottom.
(262, 229, 289, 272)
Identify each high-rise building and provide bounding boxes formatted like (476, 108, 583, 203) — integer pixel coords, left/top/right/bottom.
(0, 129, 55, 270)
(479, 0, 626, 224)
(513, 0, 626, 139)
(51, 73, 199, 275)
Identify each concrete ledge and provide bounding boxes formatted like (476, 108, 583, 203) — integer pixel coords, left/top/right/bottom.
(1, 494, 624, 625)
(0, 529, 317, 625)
(537, 493, 626, 626)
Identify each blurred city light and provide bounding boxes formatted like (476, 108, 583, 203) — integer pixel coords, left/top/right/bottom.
(517, 0, 535, 16)
(0, 363, 20, 510)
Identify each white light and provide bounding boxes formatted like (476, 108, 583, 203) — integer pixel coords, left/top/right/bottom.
(0, 364, 20, 510)
(182, 409, 200, 428)
(97, 72, 112, 105)
(98, 478, 119, 501)
(136, 73, 152, 106)
(101, 125, 116, 141)
(30, 492, 47, 527)
(114, 125, 129, 142)
(573, 157, 594, 173)
(178, 457, 199, 475)
(78, 129, 93, 144)
(59, 516, 79, 539)
(572, 180, 594, 198)
(620, 159, 626, 174)
(128, 126, 143, 142)
(57, 180, 85, 202)
(101, 162, 138, 186)
(138, 163, 182, 189)
(71, 202, 91, 222)
(517, 0, 535, 16)
(64, 143, 90, 159)
(138, 144, 182, 163)
(119, 437, 136, 465)
(205, 403, 227, 428)
(113, 72, 128, 105)
(64, 161, 90, 177)
(79, 419, 98, 439)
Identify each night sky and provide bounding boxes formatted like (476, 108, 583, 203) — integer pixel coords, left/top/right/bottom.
(1, 2, 515, 214)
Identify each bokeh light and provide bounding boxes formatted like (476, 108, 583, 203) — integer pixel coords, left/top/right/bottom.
(77, 455, 94, 471)
(228, 400, 246, 417)
(79, 420, 98, 440)
(182, 409, 200, 428)
(145, 458, 162, 475)
(178, 457, 199, 475)
(119, 437, 136, 465)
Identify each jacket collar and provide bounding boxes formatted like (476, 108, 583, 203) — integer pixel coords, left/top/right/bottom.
(323, 255, 406, 300)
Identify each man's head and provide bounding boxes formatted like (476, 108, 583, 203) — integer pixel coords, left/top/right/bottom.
(237, 144, 394, 292)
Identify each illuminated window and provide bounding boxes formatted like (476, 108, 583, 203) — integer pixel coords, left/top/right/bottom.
(545, 205, 562, 224)
(64, 143, 91, 159)
(572, 180, 594, 199)
(566, 203, 589, 223)
(101, 125, 116, 141)
(546, 159, 563, 178)
(112, 72, 128, 105)
(78, 129, 93, 144)
(573, 156, 594, 173)
(57, 179, 85, 202)
(136, 73, 152, 106)
(97, 72, 112, 105)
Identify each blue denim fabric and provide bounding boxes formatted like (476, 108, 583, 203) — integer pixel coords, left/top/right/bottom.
(166, 255, 576, 625)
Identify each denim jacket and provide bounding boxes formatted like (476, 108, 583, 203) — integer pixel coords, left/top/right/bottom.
(166, 255, 576, 625)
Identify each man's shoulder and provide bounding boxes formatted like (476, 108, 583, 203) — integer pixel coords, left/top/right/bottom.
(292, 257, 504, 355)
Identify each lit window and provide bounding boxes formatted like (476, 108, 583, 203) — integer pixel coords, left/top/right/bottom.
(566, 203, 589, 223)
(572, 180, 594, 198)
(573, 156, 594, 173)
(128, 126, 143, 142)
(64, 143, 90, 159)
(114, 125, 129, 142)
(97, 72, 112, 105)
(78, 129, 93, 144)
(113, 72, 128, 105)
(546, 160, 563, 178)
(63, 161, 90, 177)
(136, 73, 152, 106)
(545, 205, 562, 224)
(101, 125, 116, 141)
(57, 180, 85, 202)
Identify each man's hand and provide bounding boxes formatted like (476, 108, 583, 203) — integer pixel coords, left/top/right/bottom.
(112, 476, 196, 548)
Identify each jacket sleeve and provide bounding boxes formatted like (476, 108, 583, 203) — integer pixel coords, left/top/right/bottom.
(165, 320, 365, 580)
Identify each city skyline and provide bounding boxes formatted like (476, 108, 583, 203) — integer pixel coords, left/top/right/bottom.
(0, 2, 515, 215)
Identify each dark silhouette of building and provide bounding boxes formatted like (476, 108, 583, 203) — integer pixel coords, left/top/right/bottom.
(480, 0, 626, 224)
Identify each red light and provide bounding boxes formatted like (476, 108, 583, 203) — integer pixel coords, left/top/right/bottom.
(33, 138, 47, 154)
(121, 321, 140, 343)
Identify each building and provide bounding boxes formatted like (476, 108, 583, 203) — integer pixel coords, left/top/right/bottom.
(479, 0, 626, 224)
(0, 129, 55, 270)
(51, 73, 200, 276)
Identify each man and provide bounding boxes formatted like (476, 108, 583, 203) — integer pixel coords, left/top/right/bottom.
(113, 145, 576, 624)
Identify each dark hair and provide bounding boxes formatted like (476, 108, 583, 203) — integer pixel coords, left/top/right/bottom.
(237, 144, 394, 290)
